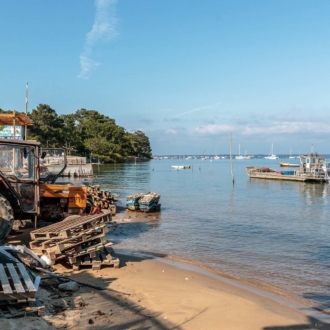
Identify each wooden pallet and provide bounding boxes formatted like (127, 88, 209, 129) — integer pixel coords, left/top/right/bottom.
(30, 212, 112, 240)
(0, 263, 39, 301)
(30, 224, 109, 253)
(71, 247, 120, 270)
(66, 242, 113, 264)
(0, 300, 44, 318)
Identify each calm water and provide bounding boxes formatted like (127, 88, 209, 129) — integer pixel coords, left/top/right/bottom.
(90, 157, 330, 310)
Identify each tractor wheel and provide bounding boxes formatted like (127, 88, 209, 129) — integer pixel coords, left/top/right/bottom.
(0, 195, 14, 242)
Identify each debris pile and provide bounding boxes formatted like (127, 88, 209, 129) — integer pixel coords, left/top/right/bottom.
(126, 193, 145, 211)
(126, 192, 161, 212)
(29, 213, 120, 270)
(87, 185, 118, 215)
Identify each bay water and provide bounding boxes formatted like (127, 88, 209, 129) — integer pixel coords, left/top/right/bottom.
(90, 157, 330, 310)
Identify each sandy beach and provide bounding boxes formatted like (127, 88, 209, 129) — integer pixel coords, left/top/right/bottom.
(2, 252, 330, 329)
(2, 214, 330, 330)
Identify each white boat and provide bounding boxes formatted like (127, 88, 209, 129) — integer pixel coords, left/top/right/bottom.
(235, 144, 244, 160)
(264, 144, 279, 159)
(214, 148, 220, 160)
(171, 165, 191, 170)
(243, 150, 251, 159)
(236, 144, 250, 159)
(289, 148, 295, 159)
(171, 165, 184, 169)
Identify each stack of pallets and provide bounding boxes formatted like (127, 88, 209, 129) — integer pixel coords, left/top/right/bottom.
(29, 213, 120, 270)
(0, 262, 44, 318)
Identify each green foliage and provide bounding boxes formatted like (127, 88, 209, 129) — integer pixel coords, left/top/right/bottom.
(23, 104, 152, 163)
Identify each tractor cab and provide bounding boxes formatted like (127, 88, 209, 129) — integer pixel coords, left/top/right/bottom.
(0, 138, 87, 242)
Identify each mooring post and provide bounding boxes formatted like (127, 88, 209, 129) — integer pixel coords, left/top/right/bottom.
(230, 133, 234, 185)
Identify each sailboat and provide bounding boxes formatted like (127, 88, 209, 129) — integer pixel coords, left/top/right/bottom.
(214, 147, 220, 160)
(289, 148, 295, 159)
(243, 150, 251, 159)
(264, 143, 279, 159)
(235, 144, 245, 160)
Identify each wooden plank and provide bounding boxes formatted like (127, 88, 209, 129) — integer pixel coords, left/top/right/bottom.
(0, 264, 12, 294)
(7, 305, 18, 315)
(34, 276, 41, 291)
(6, 264, 25, 293)
(0, 307, 5, 317)
(16, 263, 37, 292)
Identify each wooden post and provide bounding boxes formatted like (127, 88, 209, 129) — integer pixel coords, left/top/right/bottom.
(230, 133, 234, 184)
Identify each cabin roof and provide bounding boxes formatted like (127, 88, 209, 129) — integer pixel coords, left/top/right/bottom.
(0, 113, 33, 126)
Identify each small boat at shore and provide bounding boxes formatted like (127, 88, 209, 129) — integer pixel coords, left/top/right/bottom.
(279, 162, 300, 168)
(246, 153, 328, 183)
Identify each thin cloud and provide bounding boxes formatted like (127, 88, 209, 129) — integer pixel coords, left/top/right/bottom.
(171, 102, 221, 118)
(140, 118, 154, 125)
(163, 117, 182, 122)
(78, 0, 118, 79)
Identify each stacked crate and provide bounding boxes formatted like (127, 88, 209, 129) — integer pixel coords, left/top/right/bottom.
(29, 213, 120, 270)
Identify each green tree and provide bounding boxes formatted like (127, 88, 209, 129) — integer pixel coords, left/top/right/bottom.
(28, 104, 64, 147)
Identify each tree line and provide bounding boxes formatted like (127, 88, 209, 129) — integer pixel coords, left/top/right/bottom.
(0, 104, 152, 163)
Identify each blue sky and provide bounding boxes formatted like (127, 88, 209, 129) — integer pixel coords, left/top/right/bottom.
(1, 0, 330, 155)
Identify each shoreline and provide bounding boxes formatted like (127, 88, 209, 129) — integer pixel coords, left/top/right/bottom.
(2, 243, 330, 329)
(3, 212, 330, 329)
(116, 248, 330, 321)
(109, 212, 326, 313)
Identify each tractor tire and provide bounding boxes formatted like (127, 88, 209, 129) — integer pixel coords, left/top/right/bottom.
(0, 195, 14, 242)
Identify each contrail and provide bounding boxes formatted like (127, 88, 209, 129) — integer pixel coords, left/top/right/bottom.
(172, 102, 221, 118)
(78, 0, 118, 79)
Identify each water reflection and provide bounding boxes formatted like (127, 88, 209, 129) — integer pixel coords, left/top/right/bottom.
(247, 179, 330, 201)
(300, 183, 329, 201)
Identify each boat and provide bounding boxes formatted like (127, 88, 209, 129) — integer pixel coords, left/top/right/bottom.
(289, 148, 295, 159)
(214, 148, 220, 160)
(264, 143, 279, 159)
(279, 162, 300, 168)
(236, 145, 251, 159)
(171, 165, 191, 170)
(126, 193, 145, 211)
(235, 144, 245, 160)
(138, 192, 161, 212)
(246, 153, 328, 182)
(243, 150, 251, 159)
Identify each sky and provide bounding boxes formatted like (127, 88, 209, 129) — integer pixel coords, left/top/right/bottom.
(1, 0, 330, 155)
